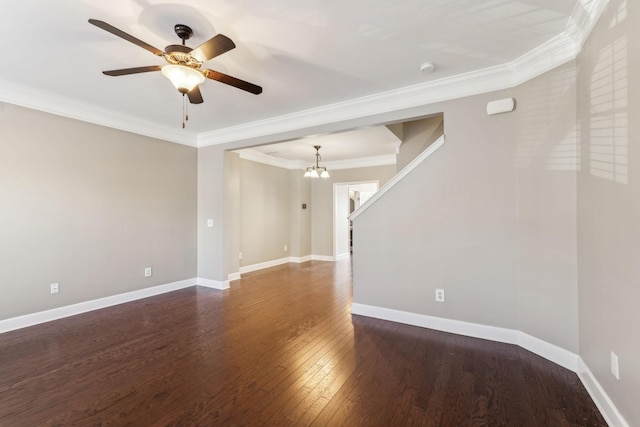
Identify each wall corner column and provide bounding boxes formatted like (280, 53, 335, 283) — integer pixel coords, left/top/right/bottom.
(197, 145, 228, 283)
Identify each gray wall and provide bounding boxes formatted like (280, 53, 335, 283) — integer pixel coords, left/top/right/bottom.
(239, 158, 293, 267)
(0, 103, 197, 320)
(577, 0, 639, 423)
(353, 62, 581, 349)
(226, 151, 241, 276)
(229, 159, 392, 266)
(311, 165, 396, 257)
(289, 169, 312, 258)
(352, 88, 521, 330)
(396, 115, 444, 170)
(197, 144, 226, 281)
(513, 61, 579, 353)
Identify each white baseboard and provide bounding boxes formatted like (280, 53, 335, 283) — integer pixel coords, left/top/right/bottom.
(311, 254, 335, 262)
(350, 303, 577, 371)
(351, 303, 578, 372)
(0, 278, 196, 334)
(351, 302, 628, 425)
(239, 257, 290, 274)
(517, 330, 578, 372)
(229, 257, 309, 282)
(578, 357, 631, 427)
(351, 302, 518, 348)
(335, 252, 351, 260)
(220, 254, 338, 283)
(196, 277, 230, 290)
(238, 255, 323, 276)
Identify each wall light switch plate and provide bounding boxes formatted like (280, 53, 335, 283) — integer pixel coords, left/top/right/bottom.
(207, 219, 213, 228)
(611, 351, 620, 379)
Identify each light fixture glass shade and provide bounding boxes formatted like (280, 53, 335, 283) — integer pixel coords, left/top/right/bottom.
(161, 65, 205, 93)
(304, 145, 329, 178)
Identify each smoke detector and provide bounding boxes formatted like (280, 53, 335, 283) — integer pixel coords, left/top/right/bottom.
(420, 61, 436, 73)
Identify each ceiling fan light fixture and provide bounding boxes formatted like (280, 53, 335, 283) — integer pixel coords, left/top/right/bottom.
(161, 64, 205, 93)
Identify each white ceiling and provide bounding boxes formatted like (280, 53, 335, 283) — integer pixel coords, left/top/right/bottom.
(0, 0, 605, 160)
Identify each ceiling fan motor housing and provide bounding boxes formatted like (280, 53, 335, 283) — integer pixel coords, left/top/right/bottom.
(164, 44, 202, 68)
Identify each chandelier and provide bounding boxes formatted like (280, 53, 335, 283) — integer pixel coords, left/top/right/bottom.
(304, 145, 330, 178)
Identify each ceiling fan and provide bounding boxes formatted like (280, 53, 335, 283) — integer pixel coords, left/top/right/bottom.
(88, 19, 262, 106)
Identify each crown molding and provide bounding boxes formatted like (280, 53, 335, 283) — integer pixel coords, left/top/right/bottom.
(566, 0, 610, 51)
(0, 79, 197, 147)
(509, 0, 609, 86)
(237, 148, 396, 171)
(198, 0, 607, 147)
(324, 154, 396, 170)
(197, 63, 514, 148)
(236, 149, 306, 170)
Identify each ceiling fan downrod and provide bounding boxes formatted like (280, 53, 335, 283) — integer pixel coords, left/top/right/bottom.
(174, 24, 193, 46)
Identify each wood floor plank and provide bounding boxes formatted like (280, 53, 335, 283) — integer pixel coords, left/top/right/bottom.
(0, 259, 607, 426)
(268, 330, 358, 425)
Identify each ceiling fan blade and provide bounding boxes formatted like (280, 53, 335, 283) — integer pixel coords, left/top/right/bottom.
(204, 69, 262, 95)
(89, 19, 164, 56)
(187, 86, 204, 104)
(191, 34, 236, 62)
(102, 65, 162, 76)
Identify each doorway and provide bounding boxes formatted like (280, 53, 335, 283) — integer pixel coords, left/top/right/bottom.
(333, 181, 378, 259)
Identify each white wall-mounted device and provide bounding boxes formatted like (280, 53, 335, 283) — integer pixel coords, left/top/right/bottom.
(487, 98, 515, 115)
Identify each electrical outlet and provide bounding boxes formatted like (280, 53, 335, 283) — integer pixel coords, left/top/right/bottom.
(611, 351, 620, 380)
(239, 252, 243, 260)
(144, 267, 152, 278)
(435, 288, 445, 302)
(284, 245, 288, 252)
(207, 219, 213, 228)
(50, 282, 59, 294)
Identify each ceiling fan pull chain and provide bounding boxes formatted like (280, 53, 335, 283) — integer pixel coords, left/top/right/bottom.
(182, 93, 186, 129)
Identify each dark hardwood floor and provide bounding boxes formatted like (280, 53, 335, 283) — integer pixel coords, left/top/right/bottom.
(0, 260, 606, 426)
